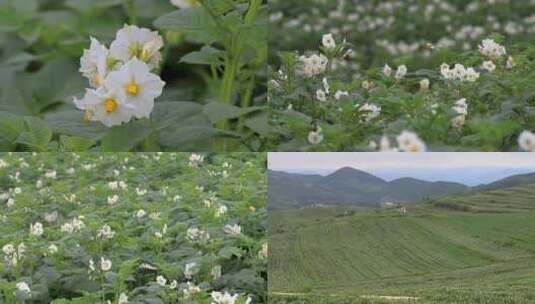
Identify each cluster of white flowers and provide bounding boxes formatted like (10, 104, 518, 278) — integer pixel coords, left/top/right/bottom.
(223, 224, 242, 236)
(97, 224, 115, 240)
(440, 63, 480, 82)
(89, 257, 112, 273)
(187, 227, 211, 242)
(382, 64, 407, 80)
(322, 33, 336, 49)
(396, 131, 427, 152)
(30, 222, 44, 237)
(359, 103, 382, 121)
(108, 180, 127, 190)
(74, 25, 166, 127)
(156, 275, 178, 289)
(44, 170, 57, 179)
(16, 281, 31, 296)
(182, 281, 201, 298)
(420, 78, 430, 91)
(518, 130, 535, 152)
(2, 243, 25, 266)
(60, 216, 85, 234)
(184, 262, 199, 279)
(1, 187, 21, 208)
(107, 194, 120, 205)
(479, 39, 506, 59)
(136, 209, 147, 219)
(297, 53, 328, 77)
(211, 291, 252, 304)
(189, 154, 204, 168)
(451, 98, 468, 128)
(308, 126, 324, 145)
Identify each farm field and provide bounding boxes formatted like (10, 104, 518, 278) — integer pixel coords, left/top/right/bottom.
(268, 0, 535, 152)
(0, 0, 267, 152)
(268, 184, 535, 303)
(0, 152, 267, 303)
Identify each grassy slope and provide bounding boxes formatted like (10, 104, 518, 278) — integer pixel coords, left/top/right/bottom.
(269, 184, 535, 303)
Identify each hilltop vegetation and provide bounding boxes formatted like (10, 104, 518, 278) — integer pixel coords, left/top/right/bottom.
(269, 183, 535, 303)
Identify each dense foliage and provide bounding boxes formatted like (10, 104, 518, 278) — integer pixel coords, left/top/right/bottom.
(0, 0, 267, 152)
(0, 152, 267, 303)
(268, 0, 535, 152)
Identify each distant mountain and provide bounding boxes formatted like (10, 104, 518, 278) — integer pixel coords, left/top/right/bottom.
(268, 167, 468, 209)
(475, 172, 535, 191)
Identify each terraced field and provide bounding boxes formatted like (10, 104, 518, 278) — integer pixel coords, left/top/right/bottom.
(269, 185, 535, 303)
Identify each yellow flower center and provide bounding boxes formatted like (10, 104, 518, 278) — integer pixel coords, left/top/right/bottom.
(126, 82, 139, 96)
(104, 98, 118, 113)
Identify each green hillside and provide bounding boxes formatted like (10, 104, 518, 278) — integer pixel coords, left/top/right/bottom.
(269, 184, 535, 303)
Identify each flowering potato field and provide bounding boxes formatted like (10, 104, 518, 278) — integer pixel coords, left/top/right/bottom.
(0, 0, 267, 152)
(268, 0, 535, 152)
(0, 152, 267, 303)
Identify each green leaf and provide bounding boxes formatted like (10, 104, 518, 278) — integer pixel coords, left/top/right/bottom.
(151, 101, 203, 130)
(44, 110, 108, 140)
(244, 111, 269, 137)
(153, 7, 222, 43)
(15, 116, 52, 151)
(0, 111, 25, 150)
(180, 46, 223, 65)
(60, 136, 95, 151)
(101, 121, 152, 152)
(203, 102, 263, 124)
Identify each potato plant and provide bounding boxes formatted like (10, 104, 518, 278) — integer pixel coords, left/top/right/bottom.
(269, 32, 535, 151)
(0, 0, 267, 152)
(0, 152, 267, 303)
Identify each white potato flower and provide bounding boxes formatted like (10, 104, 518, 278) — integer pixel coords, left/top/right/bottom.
(518, 131, 535, 152)
(183, 282, 201, 298)
(383, 64, 392, 77)
(184, 262, 199, 279)
(359, 103, 381, 121)
(80, 37, 110, 88)
(48, 244, 58, 254)
(100, 257, 112, 271)
(97, 224, 115, 240)
(30, 222, 44, 237)
(104, 58, 165, 119)
(395, 65, 407, 80)
(479, 39, 506, 59)
(420, 78, 430, 91)
(118, 293, 129, 304)
(307, 128, 324, 145)
(224, 224, 242, 236)
(396, 131, 427, 152)
(482, 60, 496, 72)
(211, 291, 239, 304)
(322, 33, 336, 49)
(16, 282, 31, 294)
(110, 25, 164, 69)
(156, 275, 167, 287)
(75, 88, 134, 127)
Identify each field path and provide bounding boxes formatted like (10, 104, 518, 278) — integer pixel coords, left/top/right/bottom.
(270, 292, 419, 301)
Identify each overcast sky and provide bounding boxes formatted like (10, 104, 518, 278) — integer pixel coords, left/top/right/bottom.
(268, 153, 535, 186)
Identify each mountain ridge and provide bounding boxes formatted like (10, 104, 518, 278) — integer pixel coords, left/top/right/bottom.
(269, 167, 535, 209)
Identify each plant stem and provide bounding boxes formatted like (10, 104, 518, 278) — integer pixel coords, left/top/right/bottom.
(124, 0, 137, 25)
(215, 55, 239, 151)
